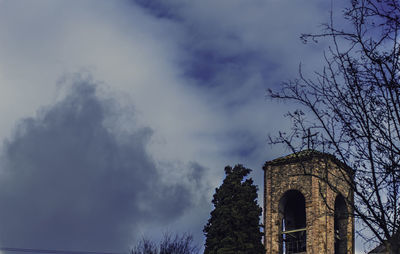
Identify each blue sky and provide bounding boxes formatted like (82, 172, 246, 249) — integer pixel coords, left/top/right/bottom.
(0, 0, 364, 253)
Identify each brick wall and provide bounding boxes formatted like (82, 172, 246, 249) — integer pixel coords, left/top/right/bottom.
(263, 153, 354, 254)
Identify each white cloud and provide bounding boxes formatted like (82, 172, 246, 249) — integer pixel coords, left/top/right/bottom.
(0, 0, 230, 248)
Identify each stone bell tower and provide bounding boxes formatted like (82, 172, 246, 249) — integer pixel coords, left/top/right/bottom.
(263, 150, 354, 254)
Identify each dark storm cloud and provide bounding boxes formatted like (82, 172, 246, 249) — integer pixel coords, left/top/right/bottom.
(0, 78, 200, 252)
(134, 0, 181, 20)
(134, 0, 264, 86)
(133, 0, 327, 89)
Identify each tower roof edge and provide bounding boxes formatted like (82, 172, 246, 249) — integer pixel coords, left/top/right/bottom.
(264, 149, 353, 175)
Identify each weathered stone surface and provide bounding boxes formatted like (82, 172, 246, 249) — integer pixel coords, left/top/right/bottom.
(263, 150, 354, 254)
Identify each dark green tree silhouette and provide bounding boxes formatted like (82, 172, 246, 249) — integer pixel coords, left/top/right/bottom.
(203, 165, 263, 254)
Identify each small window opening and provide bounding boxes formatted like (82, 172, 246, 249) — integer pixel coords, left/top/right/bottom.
(279, 190, 306, 254)
(334, 194, 348, 254)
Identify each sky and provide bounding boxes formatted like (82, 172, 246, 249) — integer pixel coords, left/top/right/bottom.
(0, 0, 365, 253)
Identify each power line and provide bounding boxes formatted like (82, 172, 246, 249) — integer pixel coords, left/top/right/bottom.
(0, 247, 125, 254)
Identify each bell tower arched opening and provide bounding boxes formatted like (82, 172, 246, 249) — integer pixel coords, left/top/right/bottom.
(278, 190, 306, 254)
(334, 194, 348, 254)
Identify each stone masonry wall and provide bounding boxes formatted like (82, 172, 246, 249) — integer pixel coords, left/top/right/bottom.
(263, 155, 354, 254)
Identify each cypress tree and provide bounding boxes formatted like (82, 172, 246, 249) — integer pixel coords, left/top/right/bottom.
(203, 165, 264, 254)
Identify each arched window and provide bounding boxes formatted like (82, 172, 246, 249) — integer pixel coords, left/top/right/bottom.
(279, 190, 307, 254)
(334, 194, 348, 254)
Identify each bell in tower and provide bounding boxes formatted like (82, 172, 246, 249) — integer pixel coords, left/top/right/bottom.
(263, 150, 354, 254)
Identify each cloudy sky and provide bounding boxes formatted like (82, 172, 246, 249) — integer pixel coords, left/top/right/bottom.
(0, 0, 365, 253)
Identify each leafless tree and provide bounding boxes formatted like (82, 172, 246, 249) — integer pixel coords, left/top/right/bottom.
(268, 0, 400, 253)
(131, 233, 200, 254)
